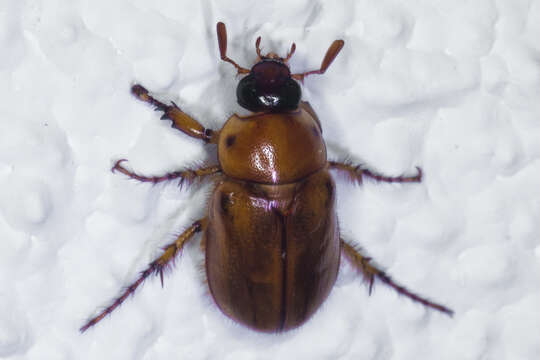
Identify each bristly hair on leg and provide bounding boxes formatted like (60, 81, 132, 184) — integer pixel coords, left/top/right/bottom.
(328, 158, 364, 185)
(329, 160, 422, 185)
(79, 259, 167, 333)
(178, 159, 218, 189)
(341, 240, 375, 292)
(110, 159, 221, 189)
(155, 239, 183, 287)
(80, 220, 205, 332)
(341, 238, 454, 317)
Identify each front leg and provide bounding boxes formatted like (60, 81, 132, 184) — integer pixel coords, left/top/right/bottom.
(329, 161, 422, 185)
(112, 160, 221, 186)
(131, 84, 219, 144)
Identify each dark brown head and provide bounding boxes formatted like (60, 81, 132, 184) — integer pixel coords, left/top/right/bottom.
(237, 57, 301, 112)
(216, 22, 344, 113)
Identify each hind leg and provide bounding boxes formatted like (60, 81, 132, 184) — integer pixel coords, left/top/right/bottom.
(80, 219, 207, 332)
(341, 238, 453, 316)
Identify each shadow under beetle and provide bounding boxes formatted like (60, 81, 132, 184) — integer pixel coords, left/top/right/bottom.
(81, 22, 453, 333)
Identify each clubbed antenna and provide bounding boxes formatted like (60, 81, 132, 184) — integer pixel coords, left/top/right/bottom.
(216, 22, 250, 74)
(255, 36, 263, 59)
(284, 43, 296, 63)
(292, 39, 344, 81)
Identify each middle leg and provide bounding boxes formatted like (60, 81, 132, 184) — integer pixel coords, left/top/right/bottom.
(341, 238, 453, 316)
(112, 160, 221, 187)
(329, 161, 422, 184)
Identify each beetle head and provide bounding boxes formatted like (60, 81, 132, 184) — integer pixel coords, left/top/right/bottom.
(236, 39, 300, 112)
(217, 22, 344, 113)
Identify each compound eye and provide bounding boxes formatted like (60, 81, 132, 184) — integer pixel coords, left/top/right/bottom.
(252, 61, 290, 90)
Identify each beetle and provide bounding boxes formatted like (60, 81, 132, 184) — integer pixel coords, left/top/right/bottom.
(80, 22, 453, 333)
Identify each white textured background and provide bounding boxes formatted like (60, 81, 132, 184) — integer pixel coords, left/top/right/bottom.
(2, 0, 540, 359)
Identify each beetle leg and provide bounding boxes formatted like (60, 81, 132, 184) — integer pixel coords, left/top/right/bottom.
(111, 159, 221, 187)
(329, 161, 422, 184)
(291, 39, 344, 82)
(341, 238, 453, 317)
(131, 84, 220, 144)
(111, 159, 221, 185)
(80, 219, 207, 332)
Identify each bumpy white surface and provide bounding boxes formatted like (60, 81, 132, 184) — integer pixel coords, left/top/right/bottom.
(2, 0, 540, 359)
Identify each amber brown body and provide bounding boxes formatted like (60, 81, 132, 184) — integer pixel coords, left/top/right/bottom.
(80, 22, 453, 335)
(206, 105, 339, 331)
